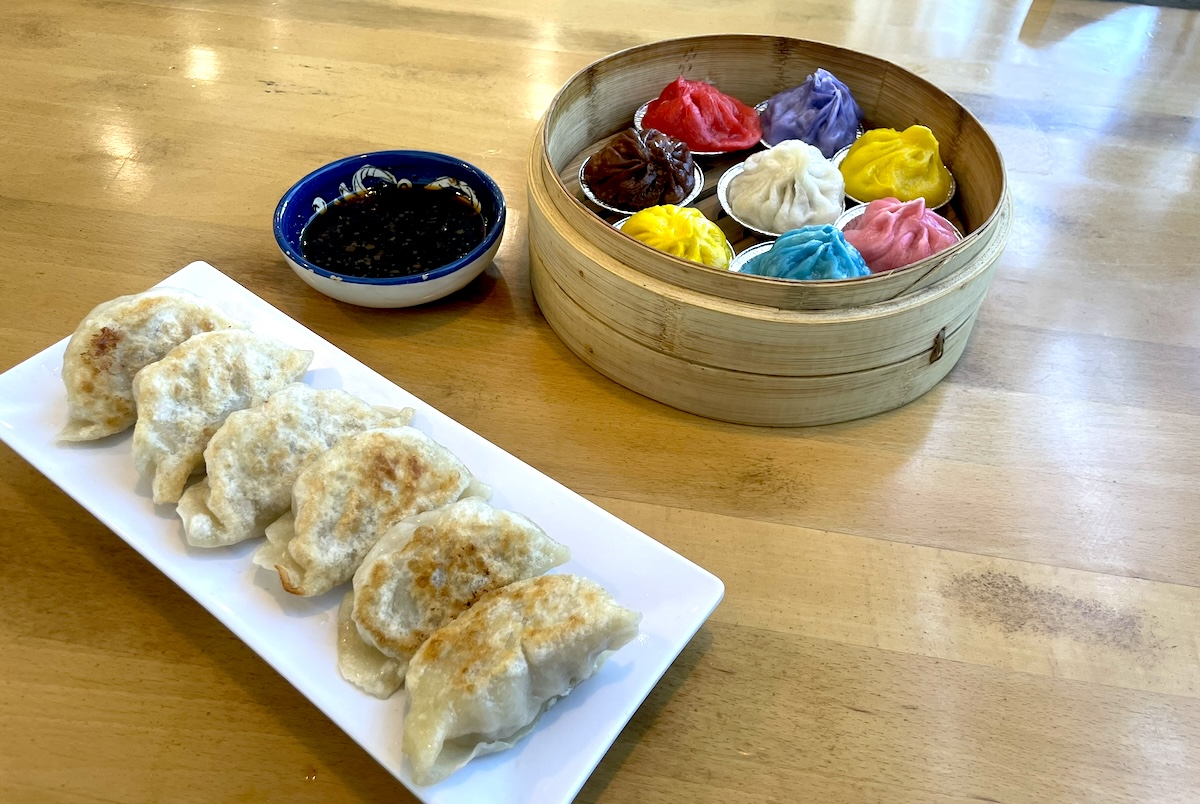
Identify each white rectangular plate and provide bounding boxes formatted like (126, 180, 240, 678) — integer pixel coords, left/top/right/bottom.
(0, 261, 724, 804)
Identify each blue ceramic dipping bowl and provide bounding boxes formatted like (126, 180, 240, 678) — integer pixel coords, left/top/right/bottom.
(274, 150, 506, 308)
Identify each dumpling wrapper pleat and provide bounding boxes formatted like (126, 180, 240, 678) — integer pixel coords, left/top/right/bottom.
(337, 497, 570, 698)
(177, 383, 413, 547)
(336, 592, 406, 698)
(402, 574, 641, 786)
(59, 287, 243, 442)
(252, 426, 491, 597)
(131, 330, 313, 505)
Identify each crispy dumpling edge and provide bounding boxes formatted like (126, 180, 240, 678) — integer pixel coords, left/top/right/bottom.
(251, 426, 491, 596)
(177, 383, 415, 548)
(401, 574, 642, 785)
(58, 287, 244, 442)
(339, 499, 571, 696)
(129, 329, 314, 505)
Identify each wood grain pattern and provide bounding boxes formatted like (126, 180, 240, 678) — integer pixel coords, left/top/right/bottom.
(2, 0, 1198, 801)
(591, 496, 1200, 699)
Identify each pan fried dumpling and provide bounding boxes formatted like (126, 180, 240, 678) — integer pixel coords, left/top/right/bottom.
(131, 330, 313, 504)
(338, 498, 570, 698)
(59, 288, 242, 442)
(253, 426, 490, 597)
(402, 574, 641, 786)
(178, 384, 415, 548)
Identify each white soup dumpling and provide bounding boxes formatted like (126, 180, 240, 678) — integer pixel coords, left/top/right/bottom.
(727, 139, 844, 233)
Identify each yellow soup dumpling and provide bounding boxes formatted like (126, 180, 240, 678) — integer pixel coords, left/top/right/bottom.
(839, 125, 953, 205)
(622, 204, 731, 269)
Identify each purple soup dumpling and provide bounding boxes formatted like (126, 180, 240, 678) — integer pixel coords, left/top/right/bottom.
(760, 68, 864, 158)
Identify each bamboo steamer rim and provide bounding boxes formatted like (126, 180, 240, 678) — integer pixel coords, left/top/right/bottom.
(539, 33, 1008, 299)
(531, 142, 1012, 326)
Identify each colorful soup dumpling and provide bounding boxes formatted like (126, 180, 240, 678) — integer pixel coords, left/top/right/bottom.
(727, 140, 844, 234)
(760, 68, 864, 157)
(622, 204, 732, 269)
(741, 224, 869, 281)
(839, 125, 953, 206)
(642, 77, 762, 152)
(582, 127, 696, 211)
(841, 197, 960, 273)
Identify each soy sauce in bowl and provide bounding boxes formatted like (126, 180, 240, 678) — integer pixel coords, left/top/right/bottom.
(300, 183, 486, 279)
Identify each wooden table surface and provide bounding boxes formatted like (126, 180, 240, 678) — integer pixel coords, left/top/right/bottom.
(2, 1, 1198, 801)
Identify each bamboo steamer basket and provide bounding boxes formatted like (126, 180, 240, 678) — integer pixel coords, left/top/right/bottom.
(528, 34, 1010, 426)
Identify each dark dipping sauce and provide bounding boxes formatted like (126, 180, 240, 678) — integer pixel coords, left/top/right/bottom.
(300, 183, 486, 279)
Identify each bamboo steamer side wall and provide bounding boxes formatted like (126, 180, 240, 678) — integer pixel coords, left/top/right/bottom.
(539, 34, 1008, 312)
(531, 250, 992, 427)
